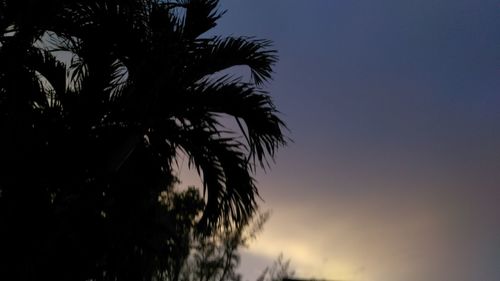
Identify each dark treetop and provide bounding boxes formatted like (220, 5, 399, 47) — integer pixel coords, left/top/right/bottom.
(0, 1, 286, 280)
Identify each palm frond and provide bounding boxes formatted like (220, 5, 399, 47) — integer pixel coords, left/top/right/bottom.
(190, 36, 277, 85)
(107, 58, 130, 101)
(182, 0, 223, 39)
(28, 49, 67, 102)
(156, 118, 257, 232)
(188, 78, 287, 169)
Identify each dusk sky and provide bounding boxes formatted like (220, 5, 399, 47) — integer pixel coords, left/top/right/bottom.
(182, 1, 500, 280)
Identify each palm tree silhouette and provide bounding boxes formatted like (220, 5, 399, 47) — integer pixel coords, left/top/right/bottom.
(0, 1, 286, 280)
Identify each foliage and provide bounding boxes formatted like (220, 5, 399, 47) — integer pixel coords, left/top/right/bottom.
(0, 0, 286, 280)
(256, 254, 295, 281)
(179, 211, 270, 281)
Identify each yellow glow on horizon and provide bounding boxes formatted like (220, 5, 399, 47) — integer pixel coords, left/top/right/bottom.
(248, 235, 365, 281)
(240, 194, 451, 281)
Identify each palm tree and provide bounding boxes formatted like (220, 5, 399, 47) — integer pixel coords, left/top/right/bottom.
(0, 0, 286, 280)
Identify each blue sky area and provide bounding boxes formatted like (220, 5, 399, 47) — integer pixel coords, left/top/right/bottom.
(182, 1, 500, 280)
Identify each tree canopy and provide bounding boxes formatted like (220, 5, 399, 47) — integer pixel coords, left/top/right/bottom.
(0, 0, 287, 280)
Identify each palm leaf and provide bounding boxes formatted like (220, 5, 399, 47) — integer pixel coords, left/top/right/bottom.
(187, 78, 287, 169)
(190, 36, 277, 85)
(155, 117, 257, 232)
(182, 0, 223, 39)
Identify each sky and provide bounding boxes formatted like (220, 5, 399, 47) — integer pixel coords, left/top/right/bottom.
(183, 1, 500, 281)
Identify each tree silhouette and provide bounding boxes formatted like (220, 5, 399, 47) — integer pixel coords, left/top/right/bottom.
(257, 254, 295, 281)
(0, 1, 286, 280)
(180, 211, 270, 281)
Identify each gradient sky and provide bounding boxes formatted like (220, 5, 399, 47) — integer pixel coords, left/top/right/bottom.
(182, 1, 500, 281)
